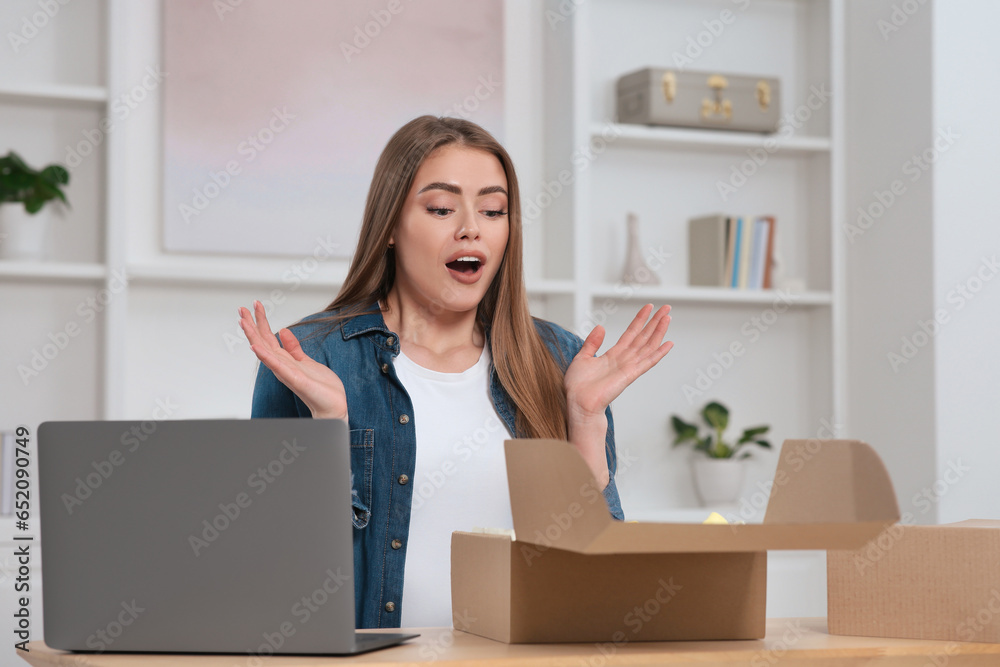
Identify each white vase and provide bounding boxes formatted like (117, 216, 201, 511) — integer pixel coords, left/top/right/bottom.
(692, 458, 746, 506)
(621, 211, 660, 285)
(0, 204, 50, 260)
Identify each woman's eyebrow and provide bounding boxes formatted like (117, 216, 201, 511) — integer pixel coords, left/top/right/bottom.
(417, 182, 508, 196)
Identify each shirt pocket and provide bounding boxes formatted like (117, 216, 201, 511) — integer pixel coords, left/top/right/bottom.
(349, 428, 374, 529)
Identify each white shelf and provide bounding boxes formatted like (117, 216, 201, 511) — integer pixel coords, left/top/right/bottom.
(0, 83, 108, 106)
(0, 260, 106, 283)
(126, 260, 580, 297)
(590, 284, 832, 307)
(526, 279, 576, 296)
(593, 122, 832, 155)
(127, 258, 348, 290)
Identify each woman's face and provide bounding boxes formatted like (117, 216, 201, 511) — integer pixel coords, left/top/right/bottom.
(389, 144, 510, 316)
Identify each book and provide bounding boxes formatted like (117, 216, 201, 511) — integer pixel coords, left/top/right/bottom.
(730, 218, 743, 288)
(750, 217, 771, 289)
(761, 216, 776, 289)
(737, 216, 754, 289)
(688, 214, 730, 287)
(724, 216, 737, 287)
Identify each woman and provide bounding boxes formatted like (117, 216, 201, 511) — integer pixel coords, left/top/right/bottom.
(240, 116, 672, 629)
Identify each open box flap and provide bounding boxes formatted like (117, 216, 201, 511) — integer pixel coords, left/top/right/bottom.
(504, 438, 900, 554)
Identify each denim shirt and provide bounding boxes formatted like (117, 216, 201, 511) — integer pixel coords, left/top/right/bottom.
(250, 307, 624, 629)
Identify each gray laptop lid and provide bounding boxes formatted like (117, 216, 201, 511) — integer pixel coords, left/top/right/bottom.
(39, 419, 414, 655)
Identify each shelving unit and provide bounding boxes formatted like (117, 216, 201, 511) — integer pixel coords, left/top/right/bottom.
(0, 261, 105, 282)
(541, 0, 845, 518)
(0, 83, 108, 106)
(592, 122, 833, 155)
(589, 284, 833, 307)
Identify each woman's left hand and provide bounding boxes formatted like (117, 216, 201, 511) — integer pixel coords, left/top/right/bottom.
(563, 304, 673, 486)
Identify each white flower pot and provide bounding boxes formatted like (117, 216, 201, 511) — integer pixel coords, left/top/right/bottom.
(0, 204, 50, 260)
(692, 458, 746, 506)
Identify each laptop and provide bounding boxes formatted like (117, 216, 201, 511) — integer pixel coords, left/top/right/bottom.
(38, 418, 418, 655)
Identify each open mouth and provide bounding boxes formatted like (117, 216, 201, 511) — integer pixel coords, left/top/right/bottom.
(445, 257, 482, 275)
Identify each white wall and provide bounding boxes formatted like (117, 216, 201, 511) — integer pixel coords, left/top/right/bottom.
(931, 1, 1000, 523)
(846, 0, 1000, 523)
(844, 0, 938, 521)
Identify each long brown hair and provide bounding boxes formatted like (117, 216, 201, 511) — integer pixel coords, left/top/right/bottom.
(302, 116, 569, 440)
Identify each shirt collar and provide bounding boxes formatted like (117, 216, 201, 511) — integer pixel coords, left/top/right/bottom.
(340, 303, 390, 340)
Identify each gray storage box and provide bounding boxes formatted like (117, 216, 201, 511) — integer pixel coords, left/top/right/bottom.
(616, 68, 780, 134)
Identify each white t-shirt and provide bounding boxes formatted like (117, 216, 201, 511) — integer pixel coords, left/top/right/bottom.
(394, 345, 513, 628)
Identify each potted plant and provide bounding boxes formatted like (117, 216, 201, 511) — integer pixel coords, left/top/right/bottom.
(0, 151, 70, 260)
(671, 401, 771, 506)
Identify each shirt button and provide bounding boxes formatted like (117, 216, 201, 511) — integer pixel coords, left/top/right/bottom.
(386, 336, 395, 346)
(381, 363, 389, 374)
(398, 474, 409, 485)
(385, 601, 396, 613)
(399, 414, 410, 424)
(391, 539, 402, 550)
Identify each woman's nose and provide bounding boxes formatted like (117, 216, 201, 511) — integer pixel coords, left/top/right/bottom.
(456, 207, 480, 240)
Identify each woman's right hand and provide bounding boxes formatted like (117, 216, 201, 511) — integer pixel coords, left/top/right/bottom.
(239, 300, 349, 422)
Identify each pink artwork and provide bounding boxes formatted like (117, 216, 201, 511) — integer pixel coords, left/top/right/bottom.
(162, 0, 504, 257)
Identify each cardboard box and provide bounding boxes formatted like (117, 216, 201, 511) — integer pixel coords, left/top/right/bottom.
(828, 520, 1000, 644)
(452, 438, 900, 643)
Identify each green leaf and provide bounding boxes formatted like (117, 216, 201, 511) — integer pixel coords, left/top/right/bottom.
(738, 425, 770, 443)
(694, 435, 713, 454)
(41, 164, 69, 186)
(710, 441, 733, 459)
(0, 152, 71, 211)
(739, 451, 753, 460)
(702, 401, 729, 431)
(7, 151, 30, 172)
(754, 439, 772, 449)
(670, 415, 699, 446)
